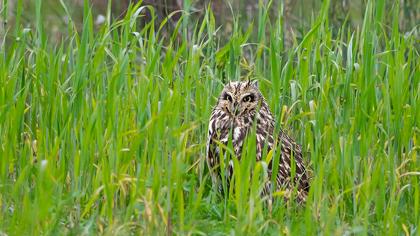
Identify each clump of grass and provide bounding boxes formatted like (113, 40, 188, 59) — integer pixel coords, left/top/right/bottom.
(0, 0, 419, 234)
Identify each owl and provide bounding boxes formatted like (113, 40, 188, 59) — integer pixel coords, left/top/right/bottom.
(206, 80, 309, 202)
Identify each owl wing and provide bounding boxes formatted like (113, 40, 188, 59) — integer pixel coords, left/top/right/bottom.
(273, 130, 310, 202)
(206, 109, 224, 190)
(206, 118, 219, 173)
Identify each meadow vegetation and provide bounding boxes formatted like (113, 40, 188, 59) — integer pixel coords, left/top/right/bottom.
(0, 0, 419, 234)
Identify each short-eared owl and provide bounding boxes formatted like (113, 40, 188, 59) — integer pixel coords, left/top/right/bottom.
(206, 80, 309, 202)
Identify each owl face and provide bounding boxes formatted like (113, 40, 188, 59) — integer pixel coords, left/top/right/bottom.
(217, 81, 261, 117)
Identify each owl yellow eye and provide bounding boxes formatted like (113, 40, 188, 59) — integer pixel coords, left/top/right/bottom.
(223, 93, 232, 102)
(242, 94, 254, 102)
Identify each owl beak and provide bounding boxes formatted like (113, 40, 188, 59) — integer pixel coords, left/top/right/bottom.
(232, 102, 240, 116)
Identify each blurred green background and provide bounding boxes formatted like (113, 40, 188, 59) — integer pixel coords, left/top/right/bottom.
(1, 0, 419, 44)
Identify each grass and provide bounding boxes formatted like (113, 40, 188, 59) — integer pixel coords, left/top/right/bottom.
(0, 0, 419, 234)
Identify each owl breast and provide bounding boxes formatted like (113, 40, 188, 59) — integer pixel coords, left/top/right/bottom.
(210, 109, 254, 158)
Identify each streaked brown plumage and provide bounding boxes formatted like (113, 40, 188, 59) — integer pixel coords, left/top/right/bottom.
(206, 80, 309, 202)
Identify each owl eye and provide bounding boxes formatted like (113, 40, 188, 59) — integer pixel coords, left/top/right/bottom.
(223, 93, 233, 102)
(242, 94, 254, 102)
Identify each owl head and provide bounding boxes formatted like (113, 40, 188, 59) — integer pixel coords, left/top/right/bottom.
(217, 80, 262, 117)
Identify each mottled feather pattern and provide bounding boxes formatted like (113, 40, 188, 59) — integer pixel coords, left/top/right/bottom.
(206, 81, 309, 202)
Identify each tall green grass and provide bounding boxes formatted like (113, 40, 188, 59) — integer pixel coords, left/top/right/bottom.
(0, 0, 419, 234)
